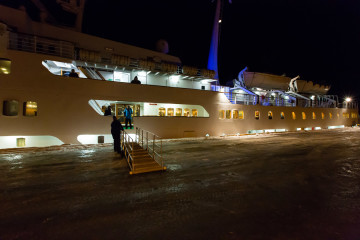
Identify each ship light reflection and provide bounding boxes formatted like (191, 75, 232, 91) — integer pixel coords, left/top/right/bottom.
(4, 154, 23, 162)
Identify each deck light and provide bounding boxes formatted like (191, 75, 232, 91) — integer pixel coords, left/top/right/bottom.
(345, 97, 351, 102)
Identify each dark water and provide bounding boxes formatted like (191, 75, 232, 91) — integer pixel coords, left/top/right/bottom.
(1, 128, 360, 240)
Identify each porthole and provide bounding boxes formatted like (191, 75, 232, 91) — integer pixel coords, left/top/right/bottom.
(3, 100, 18, 116)
(255, 111, 260, 120)
(280, 112, 285, 119)
(23, 101, 38, 117)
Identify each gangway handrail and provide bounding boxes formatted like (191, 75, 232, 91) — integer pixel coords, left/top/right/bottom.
(121, 130, 135, 172)
(135, 127, 163, 169)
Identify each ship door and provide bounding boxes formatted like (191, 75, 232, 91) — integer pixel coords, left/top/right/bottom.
(115, 104, 140, 124)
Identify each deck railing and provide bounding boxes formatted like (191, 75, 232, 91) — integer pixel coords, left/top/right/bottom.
(8, 32, 74, 58)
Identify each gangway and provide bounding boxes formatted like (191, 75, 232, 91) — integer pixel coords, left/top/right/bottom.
(121, 127, 165, 175)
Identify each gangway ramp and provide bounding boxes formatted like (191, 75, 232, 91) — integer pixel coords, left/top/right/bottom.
(122, 127, 165, 175)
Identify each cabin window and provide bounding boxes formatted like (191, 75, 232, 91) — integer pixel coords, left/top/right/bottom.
(0, 58, 11, 74)
(321, 112, 325, 119)
(17, 138, 26, 147)
(343, 113, 349, 119)
(219, 110, 225, 119)
(337, 113, 340, 119)
(255, 111, 260, 120)
(302, 112, 306, 120)
(226, 110, 231, 119)
(134, 105, 140, 117)
(351, 113, 358, 118)
(329, 113, 333, 119)
(280, 112, 285, 119)
(176, 108, 182, 116)
(167, 108, 174, 116)
(192, 109, 198, 117)
(292, 112, 296, 120)
(232, 110, 238, 119)
(159, 107, 165, 116)
(3, 100, 19, 116)
(239, 111, 244, 120)
(23, 101, 38, 117)
(268, 111, 273, 119)
(184, 108, 190, 117)
(312, 112, 316, 119)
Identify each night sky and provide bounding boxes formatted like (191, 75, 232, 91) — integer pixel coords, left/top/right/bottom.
(84, 1, 358, 101)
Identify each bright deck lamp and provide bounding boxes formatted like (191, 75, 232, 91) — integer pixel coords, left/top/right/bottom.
(345, 97, 351, 102)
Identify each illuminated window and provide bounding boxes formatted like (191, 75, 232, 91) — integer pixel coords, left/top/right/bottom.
(337, 113, 340, 119)
(219, 110, 225, 119)
(176, 108, 182, 116)
(312, 112, 316, 119)
(239, 111, 244, 120)
(23, 101, 38, 116)
(0, 58, 11, 75)
(329, 113, 333, 119)
(232, 110, 238, 119)
(343, 113, 349, 119)
(167, 108, 174, 116)
(226, 110, 231, 119)
(268, 111, 273, 119)
(321, 112, 325, 119)
(292, 112, 296, 120)
(255, 111, 260, 120)
(184, 108, 190, 117)
(302, 112, 306, 120)
(192, 109, 198, 117)
(3, 100, 18, 116)
(17, 138, 25, 147)
(280, 112, 285, 119)
(159, 107, 165, 116)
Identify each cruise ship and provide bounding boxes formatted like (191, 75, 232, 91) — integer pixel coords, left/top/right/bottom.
(0, 1, 358, 149)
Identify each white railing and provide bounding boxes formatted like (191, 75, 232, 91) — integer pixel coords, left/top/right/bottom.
(8, 32, 74, 58)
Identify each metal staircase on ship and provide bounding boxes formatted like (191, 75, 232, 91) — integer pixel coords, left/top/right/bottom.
(121, 127, 166, 175)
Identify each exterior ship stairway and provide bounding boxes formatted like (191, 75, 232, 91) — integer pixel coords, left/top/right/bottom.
(122, 127, 166, 175)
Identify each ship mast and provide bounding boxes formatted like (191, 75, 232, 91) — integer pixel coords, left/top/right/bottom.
(207, 0, 230, 82)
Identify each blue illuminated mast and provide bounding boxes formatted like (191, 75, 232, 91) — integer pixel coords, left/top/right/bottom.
(207, 0, 231, 82)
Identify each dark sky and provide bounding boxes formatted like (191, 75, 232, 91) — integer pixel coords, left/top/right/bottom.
(83, 0, 360, 100)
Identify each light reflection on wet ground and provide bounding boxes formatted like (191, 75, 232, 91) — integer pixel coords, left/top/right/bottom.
(1, 128, 360, 239)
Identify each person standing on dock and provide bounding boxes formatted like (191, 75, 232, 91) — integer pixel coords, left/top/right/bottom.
(124, 106, 133, 129)
(111, 116, 123, 154)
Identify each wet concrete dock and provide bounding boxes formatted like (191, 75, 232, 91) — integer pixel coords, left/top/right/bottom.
(1, 128, 360, 240)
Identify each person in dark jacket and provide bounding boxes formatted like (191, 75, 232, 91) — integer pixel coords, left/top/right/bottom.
(104, 106, 112, 116)
(130, 76, 141, 84)
(69, 69, 79, 78)
(123, 105, 133, 129)
(111, 116, 123, 154)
